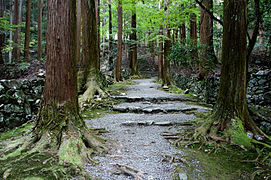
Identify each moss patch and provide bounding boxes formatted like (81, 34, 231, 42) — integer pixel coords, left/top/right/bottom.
(0, 122, 33, 142)
(174, 147, 256, 180)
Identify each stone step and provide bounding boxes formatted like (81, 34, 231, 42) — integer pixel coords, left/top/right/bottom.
(111, 95, 197, 103)
(112, 102, 211, 114)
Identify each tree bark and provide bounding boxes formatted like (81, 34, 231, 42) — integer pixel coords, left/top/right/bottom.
(13, 0, 21, 61)
(129, 1, 138, 76)
(24, 0, 32, 61)
(115, 0, 122, 82)
(37, 0, 43, 61)
(76, 0, 81, 64)
(108, 0, 113, 70)
(199, 0, 216, 79)
(179, 24, 186, 43)
(0, 0, 5, 64)
(96, 0, 100, 70)
(9, 2, 13, 63)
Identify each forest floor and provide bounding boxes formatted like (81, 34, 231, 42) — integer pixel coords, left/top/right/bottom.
(83, 78, 257, 180)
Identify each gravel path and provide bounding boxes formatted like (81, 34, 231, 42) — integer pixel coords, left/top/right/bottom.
(85, 78, 205, 180)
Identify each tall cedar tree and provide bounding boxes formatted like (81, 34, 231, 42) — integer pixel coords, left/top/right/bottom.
(108, 0, 113, 70)
(129, 1, 138, 76)
(0, 0, 5, 64)
(37, 0, 43, 61)
(196, 0, 270, 147)
(115, 0, 122, 81)
(24, 0, 32, 61)
(34, 0, 103, 166)
(199, 0, 216, 79)
(78, 0, 104, 100)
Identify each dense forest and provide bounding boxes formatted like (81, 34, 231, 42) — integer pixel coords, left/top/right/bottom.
(0, 0, 271, 179)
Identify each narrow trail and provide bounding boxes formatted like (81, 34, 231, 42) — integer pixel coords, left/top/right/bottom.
(85, 78, 210, 180)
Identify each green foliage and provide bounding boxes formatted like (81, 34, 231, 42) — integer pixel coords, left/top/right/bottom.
(169, 39, 202, 67)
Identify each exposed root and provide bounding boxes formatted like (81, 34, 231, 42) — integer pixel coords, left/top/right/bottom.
(112, 163, 146, 180)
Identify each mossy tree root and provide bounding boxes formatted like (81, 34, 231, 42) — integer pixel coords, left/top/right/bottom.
(193, 109, 271, 150)
(0, 104, 107, 179)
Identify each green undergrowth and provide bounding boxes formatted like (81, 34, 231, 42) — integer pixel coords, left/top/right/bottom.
(0, 151, 86, 180)
(0, 122, 33, 142)
(173, 147, 259, 180)
(106, 79, 136, 96)
(175, 116, 271, 180)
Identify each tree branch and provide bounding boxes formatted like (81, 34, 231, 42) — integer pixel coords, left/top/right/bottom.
(195, 0, 223, 26)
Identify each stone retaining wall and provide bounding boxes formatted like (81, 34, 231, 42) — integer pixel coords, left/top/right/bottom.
(0, 74, 45, 132)
(172, 69, 271, 107)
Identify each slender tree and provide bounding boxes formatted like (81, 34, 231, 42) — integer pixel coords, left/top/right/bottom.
(190, 6, 198, 62)
(179, 24, 186, 42)
(158, 0, 163, 80)
(78, 0, 104, 100)
(115, 0, 122, 81)
(195, 0, 270, 147)
(37, 0, 43, 61)
(129, 0, 138, 76)
(24, 0, 32, 61)
(199, 0, 216, 79)
(13, 0, 21, 61)
(0, 0, 5, 64)
(96, 0, 100, 70)
(108, 0, 113, 70)
(76, 0, 81, 64)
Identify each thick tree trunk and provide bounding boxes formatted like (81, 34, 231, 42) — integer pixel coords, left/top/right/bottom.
(115, 0, 122, 82)
(24, 0, 32, 61)
(37, 0, 43, 61)
(108, 0, 113, 70)
(96, 0, 100, 70)
(199, 0, 216, 79)
(78, 0, 104, 100)
(76, 0, 81, 64)
(129, 2, 138, 76)
(37, 0, 82, 141)
(0, 0, 5, 64)
(196, 0, 269, 147)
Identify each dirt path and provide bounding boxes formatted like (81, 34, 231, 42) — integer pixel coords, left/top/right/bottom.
(85, 78, 209, 180)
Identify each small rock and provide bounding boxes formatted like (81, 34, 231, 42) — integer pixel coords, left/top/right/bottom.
(178, 173, 188, 180)
(120, 92, 126, 96)
(122, 121, 137, 126)
(183, 89, 190, 94)
(154, 121, 172, 126)
(254, 135, 265, 141)
(163, 86, 169, 91)
(246, 132, 253, 139)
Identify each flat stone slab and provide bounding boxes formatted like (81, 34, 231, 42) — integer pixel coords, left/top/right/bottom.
(113, 101, 210, 114)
